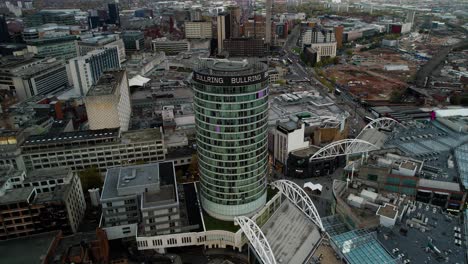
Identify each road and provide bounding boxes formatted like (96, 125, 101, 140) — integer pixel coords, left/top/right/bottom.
(279, 24, 368, 134)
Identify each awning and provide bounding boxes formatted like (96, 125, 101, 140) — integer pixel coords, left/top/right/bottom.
(129, 75, 150, 87)
(304, 182, 323, 192)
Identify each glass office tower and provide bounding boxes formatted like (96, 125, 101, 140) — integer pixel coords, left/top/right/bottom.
(192, 59, 269, 220)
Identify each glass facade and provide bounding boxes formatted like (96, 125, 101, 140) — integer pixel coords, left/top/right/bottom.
(192, 60, 269, 220)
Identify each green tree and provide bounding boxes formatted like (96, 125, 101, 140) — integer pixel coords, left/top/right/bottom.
(389, 90, 405, 103)
(78, 166, 103, 191)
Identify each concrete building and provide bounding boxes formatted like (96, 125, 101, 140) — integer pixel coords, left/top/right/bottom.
(184, 21, 212, 39)
(193, 59, 269, 220)
(85, 70, 131, 132)
(0, 167, 86, 240)
(26, 35, 78, 60)
(152, 38, 190, 55)
(121, 31, 145, 52)
(100, 162, 183, 240)
(68, 46, 121, 96)
(21, 128, 166, 172)
(311, 42, 337, 62)
(0, 57, 69, 100)
(22, 24, 81, 41)
(272, 121, 309, 172)
(76, 35, 126, 63)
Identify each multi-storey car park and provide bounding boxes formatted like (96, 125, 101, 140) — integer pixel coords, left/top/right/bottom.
(192, 59, 270, 220)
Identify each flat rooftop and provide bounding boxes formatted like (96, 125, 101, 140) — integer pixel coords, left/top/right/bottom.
(0, 231, 57, 264)
(0, 186, 35, 204)
(376, 203, 398, 219)
(24, 168, 70, 183)
(377, 202, 465, 264)
(193, 59, 267, 77)
(385, 120, 468, 183)
(101, 161, 175, 200)
(23, 128, 119, 146)
(87, 70, 125, 96)
(78, 35, 119, 45)
(262, 201, 322, 264)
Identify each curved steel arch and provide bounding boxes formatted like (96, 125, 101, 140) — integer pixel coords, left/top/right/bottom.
(309, 139, 379, 162)
(235, 216, 277, 264)
(359, 117, 406, 136)
(270, 180, 325, 231)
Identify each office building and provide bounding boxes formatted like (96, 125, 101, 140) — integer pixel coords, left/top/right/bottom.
(272, 121, 309, 172)
(121, 31, 144, 52)
(0, 15, 10, 43)
(68, 46, 121, 96)
(228, 6, 241, 38)
(84, 69, 131, 132)
(0, 56, 69, 100)
(243, 17, 266, 39)
(216, 13, 230, 54)
(265, 0, 272, 45)
(184, 21, 212, 39)
(22, 24, 81, 41)
(108, 3, 120, 25)
(21, 128, 166, 172)
(10, 58, 69, 100)
(100, 162, 185, 239)
(192, 59, 269, 220)
(24, 11, 76, 27)
(152, 38, 190, 55)
(223, 38, 266, 57)
(0, 167, 86, 240)
(310, 42, 337, 62)
(76, 34, 126, 63)
(26, 35, 78, 60)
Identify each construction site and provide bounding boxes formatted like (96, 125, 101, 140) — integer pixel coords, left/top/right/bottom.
(324, 48, 418, 101)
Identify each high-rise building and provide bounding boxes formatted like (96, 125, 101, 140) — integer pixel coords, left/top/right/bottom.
(68, 47, 121, 96)
(265, 0, 272, 45)
(192, 59, 269, 220)
(223, 38, 266, 57)
(184, 21, 212, 39)
(228, 6, 241, 38)
(84, 69, 131, 132)
(0, 15, 10, 43)
(108, 3, 120, 25)
(216, 13, 230, 54)
(121, 31, 145, 52)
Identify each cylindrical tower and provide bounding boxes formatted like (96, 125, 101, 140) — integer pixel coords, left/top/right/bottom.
(192, 59, 269, 220)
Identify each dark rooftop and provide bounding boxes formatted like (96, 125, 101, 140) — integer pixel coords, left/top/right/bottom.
(87, 70, 126, 97)
(0, 231, 57, 264)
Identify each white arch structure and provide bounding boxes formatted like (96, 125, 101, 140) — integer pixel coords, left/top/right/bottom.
(235, 216, 277, 264)
(309, 139, 379, 161)
(270, 180, 325, 231)
(308, 118, 404, 162)
(357, 117, 406, 138)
